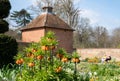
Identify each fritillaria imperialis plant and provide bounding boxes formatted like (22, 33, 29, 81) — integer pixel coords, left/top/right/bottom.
(72, 51, 80, 63)
(15, 31, 80, 81)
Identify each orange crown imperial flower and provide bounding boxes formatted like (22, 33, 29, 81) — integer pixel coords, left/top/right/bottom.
(55, 66, 62, 73)
(28, 62, 35, 67)
(16, 58, 24, 65)
(61, 57, 68, 62)
(37, 55, 43, 60)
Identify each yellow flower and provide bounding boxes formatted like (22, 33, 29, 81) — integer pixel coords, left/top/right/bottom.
(90, 78, 94, 81)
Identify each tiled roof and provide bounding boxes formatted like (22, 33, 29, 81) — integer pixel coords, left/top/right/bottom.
(21, 13, 74, 31)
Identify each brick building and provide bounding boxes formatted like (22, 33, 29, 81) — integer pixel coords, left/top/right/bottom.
(21, 7, 74, 53)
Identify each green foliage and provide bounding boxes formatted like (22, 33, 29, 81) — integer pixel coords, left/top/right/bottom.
(72, 51, 80, 58)
(0, 34, 18, 68)
(0, 19, 9, 33)
(45, 31, 55, 39)
(0, 0, 10, 33)
(40, 31, 58, 46)
(0, 64, 17, 81)
(77, 73, 90, 81)
(0, 0, 18, 68)
(57, 48, 67, 55)
(0, 0, 11, 18)
(1, 60, 120, 80)
(1, 31, 120, 81)
(78, 62, 120, 80)
(89, 64, 99, 72)
(10, 9, 32, 26)
(15, 31, 78, 81)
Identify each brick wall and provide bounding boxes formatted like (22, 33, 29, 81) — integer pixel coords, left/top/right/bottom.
(22, 28, 73, 53)
(18, 42, 29, 51)
(22, 28, 45, 42)
(77, 48, 120, 61)
(46, 28, 73, 53)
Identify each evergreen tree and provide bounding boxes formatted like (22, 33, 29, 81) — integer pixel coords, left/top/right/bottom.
(0, 0, 11, 33)
(11, 9, 32, 27)
(0, 19, 9, 33)
(0, 0, 11, 18)
(0, 0, 18, 68)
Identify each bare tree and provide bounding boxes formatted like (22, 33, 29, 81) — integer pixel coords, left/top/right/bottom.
(74, 18, 93, 48)
(111, 27, 120, 48)
(28, 0, 80, 28)
(54, 0, 80, 28)
(92, 26, 109, 48)
(28, 0, 43, 16)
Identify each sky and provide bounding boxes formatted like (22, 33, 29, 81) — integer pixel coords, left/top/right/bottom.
(9, 0, 120, 32)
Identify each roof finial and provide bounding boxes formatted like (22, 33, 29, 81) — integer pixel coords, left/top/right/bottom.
(42, 6, 53, 13)
(42, 0, 53, 13)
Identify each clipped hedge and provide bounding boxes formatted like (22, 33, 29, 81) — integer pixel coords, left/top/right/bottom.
(0, 0, 11, 18)
(0, 19, 9, 33)
(0, 34, 18, 68)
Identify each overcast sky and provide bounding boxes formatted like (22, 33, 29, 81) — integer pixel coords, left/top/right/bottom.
(10, 0, 120, 31)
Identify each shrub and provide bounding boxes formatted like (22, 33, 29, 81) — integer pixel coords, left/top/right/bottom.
(0, 0, 11, 18)
(0, 34, 18, 68)
(0, 19, 9, 33)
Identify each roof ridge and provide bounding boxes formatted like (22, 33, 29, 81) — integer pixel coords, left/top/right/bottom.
(43, 13, 47, 26)
(46, 13, 49, 26)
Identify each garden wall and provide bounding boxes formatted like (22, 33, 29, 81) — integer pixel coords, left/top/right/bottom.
(77, 48, 120, 61)
(18, 42, 30, 51)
